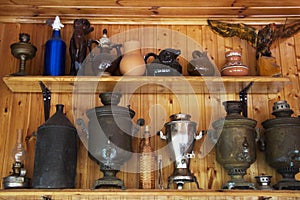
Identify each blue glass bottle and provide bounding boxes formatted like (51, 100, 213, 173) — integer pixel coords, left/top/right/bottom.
(44, 16, 66, 76)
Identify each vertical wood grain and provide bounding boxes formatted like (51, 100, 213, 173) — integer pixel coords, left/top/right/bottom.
(0, 23, 300, 192)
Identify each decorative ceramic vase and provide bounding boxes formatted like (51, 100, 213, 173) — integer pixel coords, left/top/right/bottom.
(187, 50, 215, 76)
(261, 100, 300, 190)
(221, 50, 249, 76)
(212, 101, 257, 189)
(119, 40, 146, 75)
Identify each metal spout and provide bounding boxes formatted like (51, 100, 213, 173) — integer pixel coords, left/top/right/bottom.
(288, 148, 300, 167)
(237, 137, 251, 162)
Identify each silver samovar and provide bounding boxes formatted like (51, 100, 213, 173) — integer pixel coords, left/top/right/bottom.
(77, 92, 144, 189)
(261, 100, 300, 190)
(211, 101, 257, 189)
(158, 113, 203, 189)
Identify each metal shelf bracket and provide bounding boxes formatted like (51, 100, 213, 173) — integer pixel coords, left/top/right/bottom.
(39, 81, 51, 121)
(239, 81, 253, 117)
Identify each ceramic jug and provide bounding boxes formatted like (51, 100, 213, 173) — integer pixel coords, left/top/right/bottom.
(119, 40, 146, 75)
(144, 48, 182, 76)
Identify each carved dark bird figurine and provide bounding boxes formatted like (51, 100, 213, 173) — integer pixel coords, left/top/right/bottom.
(207, 19, 300, 76)
(69, 18, 94, 75)
(207, 19, 300, 58)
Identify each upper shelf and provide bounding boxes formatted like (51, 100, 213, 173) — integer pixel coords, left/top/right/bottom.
(0, 0, 299, 24)
(2, 75, 290, 94)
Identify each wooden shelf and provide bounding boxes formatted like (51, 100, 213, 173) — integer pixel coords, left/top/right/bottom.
(2, 75, 290, 94)
(0, 189, 299, 199)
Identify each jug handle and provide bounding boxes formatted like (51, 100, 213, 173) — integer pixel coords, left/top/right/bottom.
(144, 52, 158, 64)
(192, 50, 204, 59)
(111, 44, 122, 57)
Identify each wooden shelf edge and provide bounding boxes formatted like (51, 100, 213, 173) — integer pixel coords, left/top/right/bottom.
(0, 189, 299, 197)
(2, 75, 291, 94)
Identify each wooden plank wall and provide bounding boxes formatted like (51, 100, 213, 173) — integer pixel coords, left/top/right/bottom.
(0, 22, 300, 191)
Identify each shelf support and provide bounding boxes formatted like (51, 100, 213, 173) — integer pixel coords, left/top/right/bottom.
(39, 81, 51, 122)
(239, 81, 253, 117)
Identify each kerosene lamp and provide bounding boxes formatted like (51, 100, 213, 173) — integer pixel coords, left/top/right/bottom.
(10, 33, 37, 76)
(2, 129, 30, 189)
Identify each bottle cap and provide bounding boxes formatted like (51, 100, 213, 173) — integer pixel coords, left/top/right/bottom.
(52, 16, 64, 30)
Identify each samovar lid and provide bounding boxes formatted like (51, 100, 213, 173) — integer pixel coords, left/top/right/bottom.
(169, 113, 191, 121)
(272, 100, 294, 118)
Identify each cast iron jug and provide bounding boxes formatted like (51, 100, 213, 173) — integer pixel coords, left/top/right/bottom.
(144, 48, 182, 76)
(32, 104, 78, 188)
(187, 50, 215, 76)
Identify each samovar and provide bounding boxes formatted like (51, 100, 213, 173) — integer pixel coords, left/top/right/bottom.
(211, 101, 257, 189)
(77, 92, 144, 189)
(261, 100, 300, 190)
(158, 113, 203, 189)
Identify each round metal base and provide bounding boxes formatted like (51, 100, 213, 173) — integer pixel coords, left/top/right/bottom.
(222, 180, 256, 190)
(274, 180, 300, 190)
(2, 175, 30, 189)
(167, 175, 200, 190)
(92, 176, 125, 190)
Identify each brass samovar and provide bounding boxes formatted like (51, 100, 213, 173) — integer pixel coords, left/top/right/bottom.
(261, 100, 300, 190)
(211, 101, 257, 189)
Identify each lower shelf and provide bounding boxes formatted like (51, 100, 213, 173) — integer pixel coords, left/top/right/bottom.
(0, 189, 299, 199)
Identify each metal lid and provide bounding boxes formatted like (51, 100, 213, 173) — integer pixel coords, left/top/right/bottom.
(272, 100, 294, 117)
(169, 113, 191, 121)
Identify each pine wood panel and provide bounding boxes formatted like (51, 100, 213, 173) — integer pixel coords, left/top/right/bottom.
(0, 23, 300, 197)
(0, 0, 300, 24)
(0, 189, 299, 200)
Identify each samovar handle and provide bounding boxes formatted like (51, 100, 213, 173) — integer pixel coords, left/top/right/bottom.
(257, 128, 266, 151)
(194, 130, 205, 140)
(76, 118, 89, 139)
(157, 130, 167, 140)
(206, 129, 219, 144)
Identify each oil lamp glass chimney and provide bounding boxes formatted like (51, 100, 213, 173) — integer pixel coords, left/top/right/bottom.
(2, 129, 30, 189)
